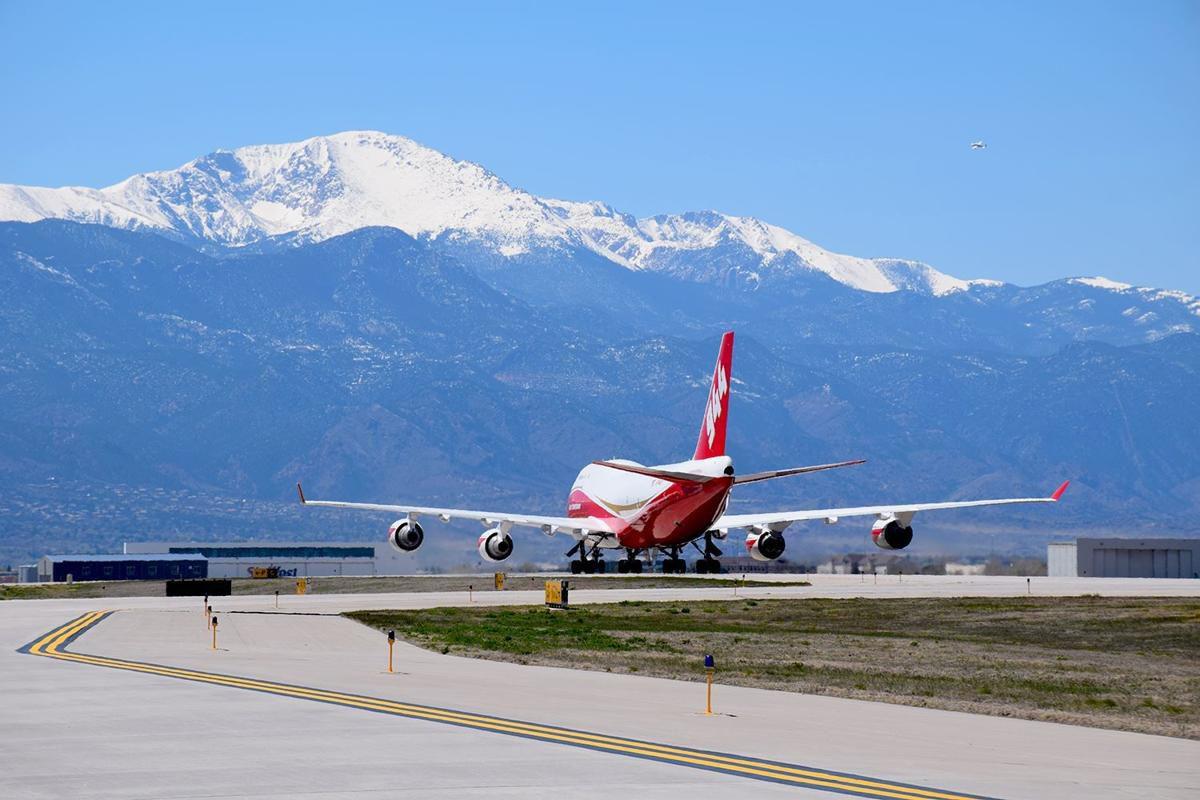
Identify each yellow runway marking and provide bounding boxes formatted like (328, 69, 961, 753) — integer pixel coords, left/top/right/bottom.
(20, 612, 997, 800)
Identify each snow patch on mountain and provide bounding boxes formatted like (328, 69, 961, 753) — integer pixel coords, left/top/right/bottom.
(547, 204, 971, 295)
(1071, 276, 1134, 291)
(1067, 277, 1200, 317)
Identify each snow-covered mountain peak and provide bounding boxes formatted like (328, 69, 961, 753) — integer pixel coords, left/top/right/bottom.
(0, 129, 976, 295)
(0, 131, 570, 251)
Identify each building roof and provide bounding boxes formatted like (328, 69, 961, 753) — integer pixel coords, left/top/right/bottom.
(44, 553, 207, 562)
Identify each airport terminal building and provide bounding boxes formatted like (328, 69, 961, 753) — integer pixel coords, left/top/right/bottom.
(1048, 537, 1199, 578)
(124, 541, 408, 579)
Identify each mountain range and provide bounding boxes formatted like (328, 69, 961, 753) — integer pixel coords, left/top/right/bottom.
(1, 131, 1197, 567)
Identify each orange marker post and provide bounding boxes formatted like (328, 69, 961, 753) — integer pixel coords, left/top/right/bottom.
(387, 630, 395, 673)
(211, 616, 218, 650)
(704, 654, 715, 715)
(206, 604, 212, 630)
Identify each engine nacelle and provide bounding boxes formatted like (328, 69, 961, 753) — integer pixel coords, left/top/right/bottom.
(477, 528, 514, 562)
(387, 519, 425, 553)
(871, 517, 914, 550)
(745, 529, 786, 562)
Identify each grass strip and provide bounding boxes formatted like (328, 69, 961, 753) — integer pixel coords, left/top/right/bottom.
(347, 596, 1199, 740)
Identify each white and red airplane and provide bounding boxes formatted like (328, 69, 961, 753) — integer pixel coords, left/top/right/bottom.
(298, 331, 1068, 574)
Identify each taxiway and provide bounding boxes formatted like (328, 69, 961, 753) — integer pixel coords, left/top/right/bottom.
(3, 577, 1198, 799)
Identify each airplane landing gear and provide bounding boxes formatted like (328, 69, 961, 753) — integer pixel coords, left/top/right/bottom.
(691, 534, 724, 573)
(616, 550, 644, 573)
(695, 531, 723, 574)
(567, 541, 606, 574)
(660, 546, 687, 574)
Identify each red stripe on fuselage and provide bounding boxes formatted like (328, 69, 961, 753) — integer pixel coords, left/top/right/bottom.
(567, 478, 733, 549)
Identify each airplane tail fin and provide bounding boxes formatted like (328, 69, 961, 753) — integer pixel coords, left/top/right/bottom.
(693, 331, 734, 460)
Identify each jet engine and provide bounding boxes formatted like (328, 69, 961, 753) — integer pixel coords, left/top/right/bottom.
(745, 529, 786, 562)
(871, 517, 914, 550)
(388, 519, 425, 553)
(478, 528, 514, 562)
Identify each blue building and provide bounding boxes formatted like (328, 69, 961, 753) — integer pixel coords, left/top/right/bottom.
(38, 553, 208, 582)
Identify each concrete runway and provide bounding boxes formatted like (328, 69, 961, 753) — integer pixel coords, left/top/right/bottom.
(3, 578, 1198, 799)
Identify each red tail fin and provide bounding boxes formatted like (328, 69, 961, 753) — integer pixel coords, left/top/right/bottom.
(694, 331, 734, 460)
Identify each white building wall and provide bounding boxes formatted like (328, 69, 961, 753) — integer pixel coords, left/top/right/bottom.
(1046, 543, 1078, 577)
(202, 559, 379, 579)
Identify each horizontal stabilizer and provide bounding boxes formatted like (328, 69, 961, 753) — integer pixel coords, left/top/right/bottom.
(733, 459, 866, 485)
(591, 461, 715, 483)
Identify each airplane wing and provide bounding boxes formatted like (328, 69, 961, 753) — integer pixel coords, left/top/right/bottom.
(715, 481, 1069, 530)
(296, 483, 613, 536)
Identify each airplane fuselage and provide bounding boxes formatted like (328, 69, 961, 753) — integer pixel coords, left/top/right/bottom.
(567, 456, 734, 549)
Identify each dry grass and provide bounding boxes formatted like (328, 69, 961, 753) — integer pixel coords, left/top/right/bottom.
(347, 596, 1200, 739)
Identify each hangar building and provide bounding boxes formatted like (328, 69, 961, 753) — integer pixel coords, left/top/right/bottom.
(124, 541, 408, 579)
(1047, 537, 1199, 578)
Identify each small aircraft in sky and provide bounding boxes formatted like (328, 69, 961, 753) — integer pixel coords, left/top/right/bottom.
(970, 140, 987, 150)
(298, 332, 1068, 574)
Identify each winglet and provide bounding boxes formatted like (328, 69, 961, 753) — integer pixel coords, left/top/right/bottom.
(296, 482, 307, 505)
(1050, 480, 1070, 502)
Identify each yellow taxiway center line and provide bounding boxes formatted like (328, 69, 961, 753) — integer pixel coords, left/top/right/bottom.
(29, 611, 103, 656)
(23, 613, 992, 800)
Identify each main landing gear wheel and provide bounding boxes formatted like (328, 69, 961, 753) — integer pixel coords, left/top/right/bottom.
(617, 550, 644, 574)
(567, 542, 605, 574)
(693, 531, 724, 574)
(662, 558, 686, 574)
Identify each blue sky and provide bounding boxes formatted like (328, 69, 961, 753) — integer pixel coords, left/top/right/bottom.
(1, 1, 1197, 291)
